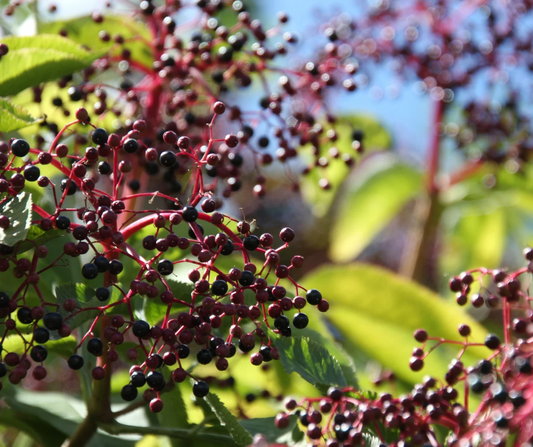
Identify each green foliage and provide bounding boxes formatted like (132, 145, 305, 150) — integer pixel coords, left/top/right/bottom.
(38, 15, 152, 67)
(3, 333, 76, 357)
(0, 97, 42, 133)
(0, 192, 32, 247)
(0, 35, 104, 96)
(16, 225, 65, 255)
(204, 393, 253, 446)
(4, 390, 134, 446)
(272, 334, 347, 393)
(55, 283, 102, 330)
(329, 155, 422, 262)
(239, 415, 304, 445)
(301, 263, 489, 384)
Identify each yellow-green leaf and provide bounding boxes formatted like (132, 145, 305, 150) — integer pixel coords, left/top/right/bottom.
(0, 35, 104, 96)
(0, 97, 43, 133)
(329, 155, 422, 262)
(301, 263, 490, 385)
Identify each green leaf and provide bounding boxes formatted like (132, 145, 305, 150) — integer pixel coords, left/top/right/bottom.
(0, 97, 43, 133)
(55, 283, 101, 330)
(329, 155, 422, 262)
(239, 416, 304, 445)
(16, 225, 65, 255)
(143, 280, 193, 326)
(39, 15, 153, 68)
(272, 335, 347, 392)
(5, 390, 135, 447)
(158, 384, 190, 429)
(0, 192, 32, 247)
(0, 408, 67, 447)
(300, 264, 490, 385)
(3, 333, 76, 357)
(441, 201, 506, 274)
(0, 35, 104, 96)
(204, 392, 253, 447)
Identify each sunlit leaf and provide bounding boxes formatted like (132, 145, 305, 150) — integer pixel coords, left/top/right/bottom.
(329, 155, 421, 262)
(0, 97, 42, 132)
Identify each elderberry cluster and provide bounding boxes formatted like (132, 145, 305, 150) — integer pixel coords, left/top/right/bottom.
(0, 105, 327, 412)
(17, 0, 367, 198)
(271, 250, 533, 445)
(319, 0, 533, 167)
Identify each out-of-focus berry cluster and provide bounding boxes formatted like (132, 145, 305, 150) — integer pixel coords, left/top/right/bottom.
(9, 0, 367, 198)
(273, 249, 533, 446)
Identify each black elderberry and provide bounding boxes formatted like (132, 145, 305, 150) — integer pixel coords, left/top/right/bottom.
(131, 371, 146, 387)
(132, 320, 150, 338)
(55, 215, 71, 230)
(182, 206, 198, 222)
(211, 280, 228, 296)
(258, 136, 269, 148)
(197, 349, 213, 365)
(478, 359, 492, 375)
(98, 161, 111, 175)
(92, 128, 108, 145)
(11, 139, 30, 157)
(121, 384, 138, 401)
(87, 338, 104, 356)
(293, 313, 309, 329)
(485, 334, 501, 350)
(176, 344, 190, 359)
(159, 151, 176, 167)
(123, 138, 139, 154)
(67, 354, 84, 370)
(490, 383, 508, 403)
(68, 86, 83, 101)
(510, 391, 526, 408)
(146, 371, 166, 391)
(239, 270, 254, 286)
(274, 315, 290, 330)
(239, 339, 255, 353)
(0, 362, 7, 377)
(24, 165, 40, 182)
(0, 292, 9, 308)
(259, 345, 272, 362)
(129, 180, 140, 191)
(157, 259, 174, 276)
(43, 312, 63, 331)
(108, 260, 123, 275)
(17, 307, 33, 324)
(82, 263, 99, 280)
(95, 287, 110, 302)
(221, 240, 234, 256)
(193, 380, 209, 398)
(94, 256, 109, 273)
(30, 345, 48, 362)
(60, 178, 77, 195)
(243, 235, 259, 251)
(33, 328, 50, 344)
(306, 289, 322, 305)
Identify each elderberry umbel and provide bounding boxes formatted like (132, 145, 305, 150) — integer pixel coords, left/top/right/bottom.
(0, 115, 326, 412)
(8, 0, 368, 197)
(320, 1, 533, 170)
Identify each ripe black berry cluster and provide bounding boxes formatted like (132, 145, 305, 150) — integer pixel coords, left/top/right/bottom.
(0, 110, 327, 412)
(18, 0, 367, 198)
(320, 1, 533, 168)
